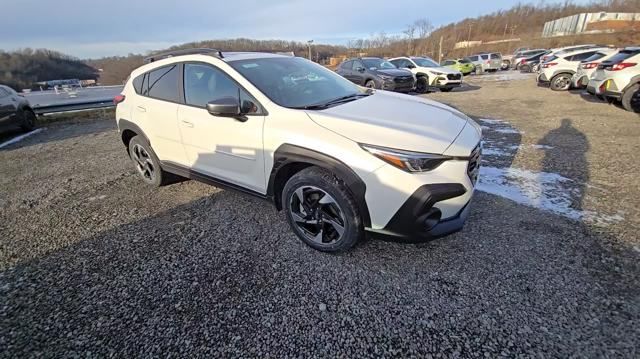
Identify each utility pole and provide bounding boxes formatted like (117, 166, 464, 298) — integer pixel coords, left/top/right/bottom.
(438, 36, 443, 63)
(307, 40, 314, 61)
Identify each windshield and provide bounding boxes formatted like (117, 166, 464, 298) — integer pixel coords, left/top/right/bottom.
(229, 57, 364, 109)
(362, 58, 396, 70)
(412, 57, 439, 67)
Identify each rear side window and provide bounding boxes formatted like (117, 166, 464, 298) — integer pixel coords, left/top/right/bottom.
(340, 60, 352, 69)
(468, 56, 478, 61)
(605, 50, 640, 64)
(147, 65, 179, 102)
(581, 52, 607, 63)
(490, 53, 501, 59)
(566, 51, 596, 62)
(132, 74, 146, 94)
(481, 54, 489, 60)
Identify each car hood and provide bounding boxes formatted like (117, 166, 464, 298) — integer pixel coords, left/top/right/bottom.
(306, 91, 471, 154)
(374, 68, 413, 77)
(418, 66, 460, 75)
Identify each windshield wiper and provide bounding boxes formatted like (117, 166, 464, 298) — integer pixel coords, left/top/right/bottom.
(295, 93, 370, 110)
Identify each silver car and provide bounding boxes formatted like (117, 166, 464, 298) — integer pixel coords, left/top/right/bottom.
(467, 53, 502, 73)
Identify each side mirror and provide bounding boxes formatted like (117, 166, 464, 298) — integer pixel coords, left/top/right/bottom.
(407, 64, 416, 69)
(356, 66, 365, 72)
(206, 97, 240, 117)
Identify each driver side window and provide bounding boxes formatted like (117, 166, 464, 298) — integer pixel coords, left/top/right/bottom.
(352, 61, 364, 71)
(183, 63, 260, 114)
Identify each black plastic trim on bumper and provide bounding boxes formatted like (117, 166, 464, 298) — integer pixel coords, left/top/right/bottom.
(367, 183, 469, 242)
(603, 90, 623, 100)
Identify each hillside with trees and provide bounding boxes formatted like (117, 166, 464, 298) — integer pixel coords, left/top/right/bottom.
(0, 49, 99, 91)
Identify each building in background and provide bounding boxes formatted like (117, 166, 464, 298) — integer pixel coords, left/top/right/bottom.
(542, 12, 640, 37)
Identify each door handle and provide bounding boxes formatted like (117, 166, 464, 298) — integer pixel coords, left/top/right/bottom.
(136, 106, 146, 112)
(181, 120, 194, 128)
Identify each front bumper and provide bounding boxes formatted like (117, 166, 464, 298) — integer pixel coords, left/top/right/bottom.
(382, 79, 416, 93)
(367, 183, 473, 242)
(432, 76, 462, 89)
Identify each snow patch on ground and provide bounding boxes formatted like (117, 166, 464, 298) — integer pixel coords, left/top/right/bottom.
(477, 166, 623, 225)
(0, 128, 45, 149)
(472, 72, 534, 82)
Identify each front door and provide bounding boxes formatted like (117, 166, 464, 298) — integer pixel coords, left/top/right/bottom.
(178, 62, 267, 193)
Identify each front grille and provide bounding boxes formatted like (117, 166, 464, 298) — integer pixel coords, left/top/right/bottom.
(447, 73, 462, 80)
(467, 144, 481, 185)
(394, 76, 414, 84)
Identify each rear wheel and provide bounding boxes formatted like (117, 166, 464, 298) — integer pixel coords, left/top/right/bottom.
(621, 83, 640, 113)
(20, 109, 36, 132)
(364, 80, 377, 89)
(550, 73, 572, 91)
(128, 136, 173, 187)
(282, 167, 363, 252)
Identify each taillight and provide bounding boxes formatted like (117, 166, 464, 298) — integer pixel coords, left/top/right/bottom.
(520, 59, 526, 64)
(113, 94, 126, 105)
(582, 62, 599, 69)
(611, 62, 637, 71)
(486, 60, 490, 64)
(542, 62, 557, 68)
(599, 81, 607, 93)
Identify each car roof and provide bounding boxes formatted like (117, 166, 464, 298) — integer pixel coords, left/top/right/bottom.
(560, 47, 611, 57)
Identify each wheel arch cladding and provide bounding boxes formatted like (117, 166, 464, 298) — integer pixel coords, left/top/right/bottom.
(268, 144, 372, 228)
(118, 119, 149, 149)
(623, 75, 640, 92)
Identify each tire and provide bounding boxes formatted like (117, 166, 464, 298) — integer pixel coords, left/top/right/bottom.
(416, 76, 429, 94)
(282, 166, 363, 252)
(550, 73, 573, 91)
(440, 88, 454, 92)
(128, 136, 171, 187)
(20, 109, 36, 132)
(621, 83, 640, 113)
(364, 80, 377, 89)
(520, 64, 531, 73)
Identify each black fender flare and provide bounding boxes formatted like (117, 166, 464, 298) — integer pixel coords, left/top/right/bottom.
(267, 144, 372, 228)
(551, 70, 575, 78)
(117, 118, 151, 149)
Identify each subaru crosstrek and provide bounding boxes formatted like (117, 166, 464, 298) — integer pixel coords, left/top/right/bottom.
(115, 49, 482, 252)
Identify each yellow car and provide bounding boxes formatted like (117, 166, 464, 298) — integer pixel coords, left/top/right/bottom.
(441, 59, 475, 76)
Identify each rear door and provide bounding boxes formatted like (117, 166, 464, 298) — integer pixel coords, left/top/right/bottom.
(337, 60, 354, 82)
(351, 60, 366, 85)
(131, 64, 188, 165)
(177, 62, 266, 193)
(0, 87, 14, 127)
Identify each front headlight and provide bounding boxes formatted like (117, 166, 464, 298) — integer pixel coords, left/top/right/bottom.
(430, 71, 444, 76)
(360, 144, 451, 172)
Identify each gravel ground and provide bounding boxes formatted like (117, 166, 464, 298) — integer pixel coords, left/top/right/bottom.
(1, 74, 639, 357)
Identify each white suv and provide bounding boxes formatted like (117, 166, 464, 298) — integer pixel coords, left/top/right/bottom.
(537, 47, 610, 91)
(571, 48, 619, 89)
(115, 49, 482, 252)
(587, 47, 640, 113)
(389, 56, 463, 93)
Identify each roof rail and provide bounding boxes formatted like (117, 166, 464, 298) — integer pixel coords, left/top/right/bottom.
(144, 48, 223, 63)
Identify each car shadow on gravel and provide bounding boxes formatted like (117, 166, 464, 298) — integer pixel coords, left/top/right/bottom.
(2, 186, 639, 357)
(0, 119, 113, 152)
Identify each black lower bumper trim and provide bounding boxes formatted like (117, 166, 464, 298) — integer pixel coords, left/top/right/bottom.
(368, 183, 468, 242)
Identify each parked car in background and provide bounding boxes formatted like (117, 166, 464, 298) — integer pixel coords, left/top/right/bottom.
(115, 49, 482, 252)
(467, 53, 502, 73)
(537, 47, 610, 91)
(441, 58, 475, 75)
(512, 49, 548, 70)
(502, 47, 531, 69)
(571, 48, 619, 89)
(587, 47, 640, 112)
(0, 84, 36, 134)
(389, 56, 463, 93)
(517, 51, 550, 72)
(539, 44, 599, 65)
(336, 57, 415, 92)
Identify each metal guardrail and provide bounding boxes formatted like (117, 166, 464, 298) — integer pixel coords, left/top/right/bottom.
(32, 100, 114, 115)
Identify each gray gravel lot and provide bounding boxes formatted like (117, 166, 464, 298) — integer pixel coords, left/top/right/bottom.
(1, 73, 639, 357)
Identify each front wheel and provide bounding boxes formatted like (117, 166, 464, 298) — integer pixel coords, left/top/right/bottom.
(621, 83, 640, 113)
(364, 80, 377, 89)
(20, 109, 36, 132)
(128, 136, 174, 187)
(282, 167, 363, 252)
(416, 77, 429, 93)
(550, 73, 572, 91)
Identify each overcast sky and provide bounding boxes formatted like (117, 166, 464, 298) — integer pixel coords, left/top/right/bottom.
(1, 0, 591, 58)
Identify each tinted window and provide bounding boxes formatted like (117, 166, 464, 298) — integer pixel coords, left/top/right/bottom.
(362, 58, 396, 69)
(581, 52, 607, 63)
(490, 53, 501, 59)
(566, 51, 596, 62)
(468, 56, 478, 61)
(132, 74, 145, 94)
(443, 60, 455, 65)
(351, 61, 364, 70)
(481, 54, 489, 60)
(460, 58, 472, 63)
(605, 50, 640, 64)
(184, 63, 239, 108)
(147, 65, 179, 102)
(340, 60, 352, 69)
